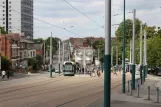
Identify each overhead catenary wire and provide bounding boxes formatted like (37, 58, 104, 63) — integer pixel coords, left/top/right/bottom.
(0, 5, 84, 39)
(62, 0, 104, 29)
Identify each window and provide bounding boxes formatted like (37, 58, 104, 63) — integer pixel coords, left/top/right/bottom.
(9, 1, 11, 4)
(9, 10, 11, 12)
(9, 18, 11, 20)
(9, 30, 12, 32)
(9, 14, 11, 16)
(3, 10, 5, 12)
(33, 51, 35, 57)
(31, 51, 32, 57)
(3, 2, 5, 4)
(3, 14, 5, 16)
(9, 6, 11, 8)
(3, 18, 5, 20)
(3, 22, 5, 24)
(3, 6, 5, 8)
(9, 22, 11, 24)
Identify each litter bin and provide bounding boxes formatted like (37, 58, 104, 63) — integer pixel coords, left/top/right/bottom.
(10, 71, 14, 76)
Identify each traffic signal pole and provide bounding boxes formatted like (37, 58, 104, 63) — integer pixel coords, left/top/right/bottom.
(104, 0, 111, 107)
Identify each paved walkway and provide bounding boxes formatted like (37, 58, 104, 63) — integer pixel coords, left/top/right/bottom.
(87, 75, 161, 107)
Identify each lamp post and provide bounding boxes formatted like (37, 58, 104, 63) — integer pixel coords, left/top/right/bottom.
(58, 41, 60, 74)
(104, 0, 111, 106)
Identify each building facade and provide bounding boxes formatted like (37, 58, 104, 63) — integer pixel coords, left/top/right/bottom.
(0, 0, 33, 38)
(0, 33, 36, 69)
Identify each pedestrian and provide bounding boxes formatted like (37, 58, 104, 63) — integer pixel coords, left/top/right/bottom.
(7, 71, 10, 79)
(113, 67, 117, 76)
(2, 70, 6, 80)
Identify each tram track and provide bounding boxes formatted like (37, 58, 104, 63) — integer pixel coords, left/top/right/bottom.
(0, 76, 71, 95)
(0, 77, 104, 102)
(23, 79, 121, 107)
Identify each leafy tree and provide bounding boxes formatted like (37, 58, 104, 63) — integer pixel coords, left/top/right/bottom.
(86, 39, 91, 47)
(116, 19, 146, 41)
(1, 56, 12, 70)
(0, 27, 8, 34)
(146, 26, 156, 38)
(45, 37, 58, 54)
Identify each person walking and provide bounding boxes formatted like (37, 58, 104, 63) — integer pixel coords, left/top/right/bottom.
(2, 70, 6, 80)
(113, 67, 117, 76)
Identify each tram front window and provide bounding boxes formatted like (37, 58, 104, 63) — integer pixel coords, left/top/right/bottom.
(64, 65, 72, 71)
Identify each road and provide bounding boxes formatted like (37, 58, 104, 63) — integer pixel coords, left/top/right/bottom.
(0, 72, 131, 107)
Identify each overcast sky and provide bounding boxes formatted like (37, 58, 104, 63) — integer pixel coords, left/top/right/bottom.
(34, 0, 161, 40)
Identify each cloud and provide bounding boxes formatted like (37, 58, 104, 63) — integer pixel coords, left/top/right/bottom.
(34, 0, 161, 39)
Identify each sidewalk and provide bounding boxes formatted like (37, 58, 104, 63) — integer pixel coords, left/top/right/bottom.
(87, 75, 161, 107)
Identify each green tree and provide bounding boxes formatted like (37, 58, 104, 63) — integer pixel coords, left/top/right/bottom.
(45, 37, 58, 54)
(86, 39, 91, 47)
(116, 19, 145, 41)
(146, 26, 156, 38)
(1, 56, 12, 70)
(0, 27, 8, 34)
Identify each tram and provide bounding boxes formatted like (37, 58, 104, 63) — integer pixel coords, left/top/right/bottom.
(63, 61, 76, 76)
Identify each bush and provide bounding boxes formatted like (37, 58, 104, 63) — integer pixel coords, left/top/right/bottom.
(1, 56, 12, 70)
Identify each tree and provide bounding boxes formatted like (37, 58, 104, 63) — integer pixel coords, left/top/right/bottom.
(146, 26, 156, 38)
(86, 39, 91, 47)
(1, 56, 12, 70)
(45, 37, 58, 54)
(116, 19, 145, 41)
(0, 27, 8, 34)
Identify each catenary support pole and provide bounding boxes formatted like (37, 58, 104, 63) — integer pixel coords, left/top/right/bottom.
(50, 32, 53, 78)
(104, 0, 111, 107)
(132, 9, 136, 90)
(44, 42, 45, 65)
(0, 30, 1, 73)
(122, 0, 126, 93)
(140, 22, 143, 84)
(144, 30, 147, 81)
(58, 41, 60, 74)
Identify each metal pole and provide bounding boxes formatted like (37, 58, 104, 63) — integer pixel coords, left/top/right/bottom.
(144, 30, 147, 78)
(156, 87, 159, 103)
(0, 29, 1, 72)
(83, 48, 86, 74)
(137, 84, 140, 97)
(62, 42, 64, 67)
(148, 86, 150, 100)
(111, 46, 113, 68)
(122, 0, 126, 93)
(44, 42, 45, 65)
(144, 30, 147, 81)
(50, 32, 53, 78)
(116, 45, 118, 72)
(58, 41, 60, 74)
(6, 0, 8, 32)
(140, 22, 143, 84)
(130, 40, 132, 64)
(132, 9, 136, 90)
(104, 0, 111, 106)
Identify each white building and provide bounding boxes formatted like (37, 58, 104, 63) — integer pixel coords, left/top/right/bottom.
(0, 0, 33, 38)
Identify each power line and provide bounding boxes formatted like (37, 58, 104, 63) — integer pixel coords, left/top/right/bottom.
(62, 0, 104, 29)
(0, 5, 83, 38)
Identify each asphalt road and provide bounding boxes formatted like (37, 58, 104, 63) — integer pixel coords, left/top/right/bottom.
(0, 72, 130, 107)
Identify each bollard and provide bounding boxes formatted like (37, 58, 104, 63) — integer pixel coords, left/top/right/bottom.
(156, 87, 159, 103)
(148, 86, 150, 100)
(128, 81, 130, 92)
(130, 82, 132, 95)
(137, 84, 140, 97)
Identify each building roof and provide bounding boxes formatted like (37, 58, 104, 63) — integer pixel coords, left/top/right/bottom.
(20, 39, 34, 43)
(6, 33, 21, 41)
(33, 44, 43, 49)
